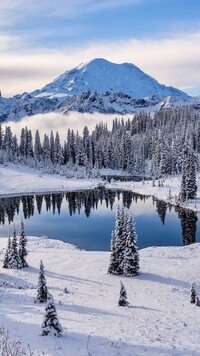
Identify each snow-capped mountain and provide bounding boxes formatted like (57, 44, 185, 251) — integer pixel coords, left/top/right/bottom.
(0, 58, 199, 121)
(34, 58, 188, 100)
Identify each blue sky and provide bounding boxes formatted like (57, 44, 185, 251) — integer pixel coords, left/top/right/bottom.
(1, 0, 200, 96)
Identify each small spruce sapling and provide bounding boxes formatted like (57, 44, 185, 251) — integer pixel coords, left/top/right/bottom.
(118, 281, 129, 307)
(190, 283, 196, 304)
(41, 294, 63, 336)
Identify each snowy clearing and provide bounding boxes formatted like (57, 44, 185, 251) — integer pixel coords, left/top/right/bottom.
(0, 235, 200, 355)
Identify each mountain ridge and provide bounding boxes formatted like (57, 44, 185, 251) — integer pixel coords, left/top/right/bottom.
(1, 58, 199, 122)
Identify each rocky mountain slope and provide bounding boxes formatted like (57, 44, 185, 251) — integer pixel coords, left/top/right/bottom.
(0, 58, 199, 121)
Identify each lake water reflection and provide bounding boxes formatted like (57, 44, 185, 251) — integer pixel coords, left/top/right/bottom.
(0, 189, 199, 251)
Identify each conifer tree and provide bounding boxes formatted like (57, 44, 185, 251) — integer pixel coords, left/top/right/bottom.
(123, 215, 140, 276)
(3, 235, 11, 269)
(9, 225, 19, 269)
(41, 294, 63, 336)
(190, 283, 196, 304)
(18, 219, 28, 268)
(114, 206, 126, 275)
(118, 281, 129, 307)
(187, 150, 197, 199)
(54, 132, 63, 165)
(107, 230, 117, 274)
(34, 130, 42, 162)
(107, 206, 123, 275)
(179, 148, 197, 201)
(108, 207, 140, 277)
(36, 260, 48, 303)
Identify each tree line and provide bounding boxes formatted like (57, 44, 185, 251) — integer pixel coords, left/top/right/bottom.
(0, 106, 200, 178)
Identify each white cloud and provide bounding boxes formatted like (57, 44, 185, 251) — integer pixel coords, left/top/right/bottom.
(1, 31, 200, 97)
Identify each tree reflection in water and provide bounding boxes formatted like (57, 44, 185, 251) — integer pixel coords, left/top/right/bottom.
(0, 189, 198, 247)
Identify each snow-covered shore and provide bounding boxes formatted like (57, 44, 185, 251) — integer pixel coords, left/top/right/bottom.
(0, 163, 200, 212)
(0, 235, 200, 355)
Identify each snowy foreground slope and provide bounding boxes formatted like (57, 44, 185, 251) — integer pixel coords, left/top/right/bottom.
(0, 163, 200, 212)
(0, 236, 200, 355)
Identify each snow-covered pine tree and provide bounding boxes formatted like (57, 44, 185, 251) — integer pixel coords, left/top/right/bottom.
(50, 130, 54, 163)
(180, 160, 187, 201)
(3, 235, 11, 269)
(190, 283, 196, 304)
(120, 210, 128, 268)
(3, 126, 14, 162)
(42, 133, 50, 164)
(107, 230, 118, 274)
(9, 225, 19, 269)
(54, 132, 63, 166)
(179, 148, 197, 202)
(34, 129, 42, 162)
(118, 281, 129, 307)
(41, 294, 63, 336)
(187, 150, 197, 199)
(123, 215, 140, 277)
(114, 206, 126, 275)
(18, 219, 28, 268)
(36, 260, 48, 303)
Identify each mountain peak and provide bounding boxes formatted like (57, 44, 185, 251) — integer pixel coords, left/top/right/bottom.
(35, 58, 188, 100)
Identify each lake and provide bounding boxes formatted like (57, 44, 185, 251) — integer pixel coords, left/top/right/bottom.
(0, 189, 199, 251)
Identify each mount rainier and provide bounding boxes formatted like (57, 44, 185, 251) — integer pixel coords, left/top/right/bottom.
(0, 58, 199, 121)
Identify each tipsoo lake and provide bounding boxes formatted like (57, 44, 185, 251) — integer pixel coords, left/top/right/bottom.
(0, 189, 199, 251)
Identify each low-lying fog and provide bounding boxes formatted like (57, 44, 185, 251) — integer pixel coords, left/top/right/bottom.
(3, 111, 131, 141)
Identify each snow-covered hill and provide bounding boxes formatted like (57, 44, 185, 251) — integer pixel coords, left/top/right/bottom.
(1, 58, 200, 121)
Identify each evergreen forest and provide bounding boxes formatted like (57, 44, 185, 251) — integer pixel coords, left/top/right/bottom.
(0, 106, 199, 179)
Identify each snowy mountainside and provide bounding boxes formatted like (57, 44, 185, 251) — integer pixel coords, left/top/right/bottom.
(1, 91, 200, 121)
(57, 91, 161, 114)
(1, 58, 200, 121)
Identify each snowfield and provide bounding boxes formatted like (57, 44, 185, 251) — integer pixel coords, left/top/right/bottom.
(1, 163, 200, 354)
(0, 236, 200, 355)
